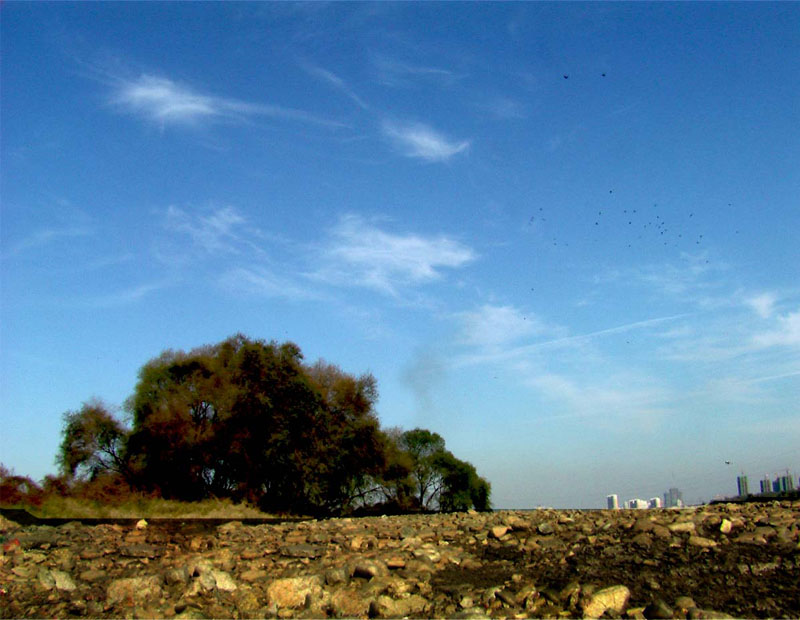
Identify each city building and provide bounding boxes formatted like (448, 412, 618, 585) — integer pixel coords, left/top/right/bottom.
(774, 473, 795, 493)
(737, 475, 749, 497)
(761, 476, 772, 494)
(626, 498, 649, 509)
(648, 497, 662, 509)
(663, 487, 683, 508)
(606, 494, 619, 510)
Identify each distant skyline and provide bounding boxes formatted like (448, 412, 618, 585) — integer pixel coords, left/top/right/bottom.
(2, 3, 799, 508)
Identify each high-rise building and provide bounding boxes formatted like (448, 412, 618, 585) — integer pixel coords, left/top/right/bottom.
(663, 487, 683, 508)
(648, 497, 662, 509)
(626, 498, 648, 509)
(760, 476, 772, 494)
(737, 475, 749, 497)
(774, 473, 794, 493)
(606, 494, 619, 510)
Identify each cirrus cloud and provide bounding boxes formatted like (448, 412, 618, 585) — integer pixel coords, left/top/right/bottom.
(313, 215, 476, 296)
(111, 74, 341, 128)
(381, 120, 470, 162)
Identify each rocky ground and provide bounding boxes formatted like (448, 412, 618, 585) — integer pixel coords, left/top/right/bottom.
(1, 501, 798, 619)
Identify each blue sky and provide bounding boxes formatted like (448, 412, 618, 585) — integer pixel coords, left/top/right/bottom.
(2, 2, 799, 508)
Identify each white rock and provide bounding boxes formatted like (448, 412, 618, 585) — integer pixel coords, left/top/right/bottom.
(668, 521, 696, 533)
(582, 585, 631, 619)
(51, 570, 77, 591)
(211, 569, 237, 592)
(267, 576, 323, 608)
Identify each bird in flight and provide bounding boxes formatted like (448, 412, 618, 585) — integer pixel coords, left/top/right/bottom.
(725, 461, 731, 465)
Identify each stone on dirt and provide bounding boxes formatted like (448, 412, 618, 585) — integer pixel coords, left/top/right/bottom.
(1, 501, 798, 618)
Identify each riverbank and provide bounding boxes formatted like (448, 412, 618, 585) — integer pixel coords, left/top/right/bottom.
(1, 502, 798, 618)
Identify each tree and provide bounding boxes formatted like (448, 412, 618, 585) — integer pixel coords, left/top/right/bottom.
(50, 334, 491, 515)
(393, 428, 492, 512)
(399, 428, 447, 509)
(56, 400, 129, 481)
(123, 335, 388, 515)
(433, 451, 492, 512)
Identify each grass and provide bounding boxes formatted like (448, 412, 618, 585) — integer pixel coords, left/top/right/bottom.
(1, 496, 277, 519)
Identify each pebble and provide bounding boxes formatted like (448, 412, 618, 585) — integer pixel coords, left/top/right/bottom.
(0, 501, 797, 618)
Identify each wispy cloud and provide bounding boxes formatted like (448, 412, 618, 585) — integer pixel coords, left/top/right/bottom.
(164, 205, 254, 255)
(2, 227, 93, 258)
(219, 266, 319, 301)
(381, 120, 470, 162)
(111, 74, 341, 128)
(456, 304, 551, 350)
(371, 56, 460, 89)
(746, 292, 777, 318)
(83, 280, 171, 308)
(752, 308, 800, 348)
(300, 62, 370, 110)
(456, 313, 688, 367)
(313, 215, 476, 295)
(524, 369, 669, 426)
(476, 96, 527, 120)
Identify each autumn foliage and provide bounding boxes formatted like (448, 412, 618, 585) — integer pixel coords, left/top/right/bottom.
(33, 334, 490, 516)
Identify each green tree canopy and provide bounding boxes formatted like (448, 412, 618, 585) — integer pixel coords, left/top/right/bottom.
(393, 428, 492, 512)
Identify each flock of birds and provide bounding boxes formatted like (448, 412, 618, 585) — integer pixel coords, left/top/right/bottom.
(519, 71, 750, 286)
(527, 193, 713, 256)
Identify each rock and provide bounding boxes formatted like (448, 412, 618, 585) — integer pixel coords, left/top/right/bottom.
(384, 554, 406, 569)
(495, 588, 517, 606)
(234, 588, 263, 618)
(107, 575, 164, 605)
(79, 569, 107, 582)
(216, 521, 243, 535)
(11, 565, 37, 578)
(688, 535, 717, 548)
(351, 558, 388, 580)
(582, 585, 631, 618)
(121, 543, 160, 558)
(267, 575, 323, 608)
(370, 594, 429, 618)
(211, 568, 237, 591)
(537, 522, 555, 535)
(239, 569, 268, 583)
(631, 532, 652, 548)
(734, 532, 768, 544)
(675, 596, 697, 611)
(2, 537, 21, 554)
(719, 519, 733, 534)
(644, 599, 673, 619)
(175, 607, 208, 619)
(281, 543, 320, 558)
(3, 503, 799, 619)
(330, 585, 372, 617)
(688, 608, 735, 619)
(37, 567, 56, 590)
(51, 570, 77, 591)
(165, 566, 190, 585)
(324, 567, 348, 586)
(491, 525, 509, 539)
(668, 521, 696, 533)
(135, 519, 148, 530)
